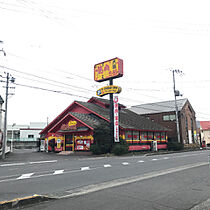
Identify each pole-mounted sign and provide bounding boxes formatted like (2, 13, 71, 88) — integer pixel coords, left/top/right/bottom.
(113, 96, 119, 142)
(96, 85, 122, 97)
(94, 57, 123, 82)
(94, 57, 123, 145)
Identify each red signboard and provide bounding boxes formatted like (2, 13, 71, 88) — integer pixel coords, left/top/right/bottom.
(113, 96, 119, 142)
(94, 57, 123, 82)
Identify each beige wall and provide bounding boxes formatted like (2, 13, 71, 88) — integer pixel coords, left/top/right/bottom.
(201, 130, 210, 145)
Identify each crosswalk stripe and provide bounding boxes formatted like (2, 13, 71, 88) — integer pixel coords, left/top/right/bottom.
(104, 164, 112, 168)
(53, 170, 64, 175)
(138, 160, 145, 163)
(81, 167, 90, 171)
(152, 159, 158, 161)
(122, 162, 129, 165)
(17, 173, 34, 180)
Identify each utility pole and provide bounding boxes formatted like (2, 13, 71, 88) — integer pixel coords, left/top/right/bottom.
(172, 69, 183, 143)
(0, 40, 6, 159)
(0, 72, 15, 159)
(1, 73, 9, 159)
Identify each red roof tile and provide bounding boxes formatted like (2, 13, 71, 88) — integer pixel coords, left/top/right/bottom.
(200, 121, 210, 130)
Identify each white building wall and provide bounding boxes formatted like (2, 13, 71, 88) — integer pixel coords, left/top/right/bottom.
(20, 129, 42, 140)
(7, 122, 47, 141)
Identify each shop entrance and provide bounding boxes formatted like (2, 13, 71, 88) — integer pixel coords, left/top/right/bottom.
(65, 134, 74, 151)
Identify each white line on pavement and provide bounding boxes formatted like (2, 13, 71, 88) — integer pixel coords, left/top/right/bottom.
(60, 162, 208, 199)
(29, 160, 57, 164)
(17, 173, 34, 180)
(122, 162, 129, 165)
(81, 167, 90, 171)
(53, 170, 64, 175)
(138, 160, 145, 163)
(104, 164, 112, 168)
(152, 159, 158, 161)
(0, 163, 26, 167)
(0, 160, 57, 167)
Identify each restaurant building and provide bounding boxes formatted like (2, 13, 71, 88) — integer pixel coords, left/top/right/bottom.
(40, 97, 168, 152)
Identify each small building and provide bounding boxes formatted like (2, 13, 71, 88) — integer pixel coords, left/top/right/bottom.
(40, 97, 168, 152)
(199, 121, 210, 147)
(129, 98, 197, 144)
(7, 122, 47, 141)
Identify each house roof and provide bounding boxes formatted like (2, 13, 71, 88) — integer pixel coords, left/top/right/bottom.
(69, 112, 108, 129)
(76, 101, 168, 131)
(200, 121, 210, 130)
(41, 98, 168, 135)
(88, 97, 126, 108)
(129, 98, 188, 115)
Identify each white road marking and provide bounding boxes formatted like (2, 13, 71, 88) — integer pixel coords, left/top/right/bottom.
(61, 162, 208, 199)
(0, 160, 57, 167)
(152, 159, 158, 161)
(53, 170, 64, 175)
(163, 157, 169, 160)
(29, 160, 57, 164)
(138, 160, 145, 163)
(17, 173, 34, 180)
(81, 167, 90, 171)
(104, 164, 112, 168)
(122, 162, 129, 165)
(0, 163, 26, 167)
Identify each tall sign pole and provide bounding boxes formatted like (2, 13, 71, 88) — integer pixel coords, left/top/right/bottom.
(94, 58, 123, 145)
(109, 78, 114, 144)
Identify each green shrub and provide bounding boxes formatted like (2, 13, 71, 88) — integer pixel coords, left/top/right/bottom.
(90, 144, 102, 155)
(111, 139, 129, 155)
(167, 142, 184, 151)
(92, 123, 112, 155)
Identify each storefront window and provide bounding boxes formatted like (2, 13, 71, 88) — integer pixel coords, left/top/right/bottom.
(161, 132, 166, 140)
(133, 131, 139, 140)
(154, 132, 161, 140)
(125, 130, 132, 140)
(141, 131, 147, 140)
(148, 131, 153, 140)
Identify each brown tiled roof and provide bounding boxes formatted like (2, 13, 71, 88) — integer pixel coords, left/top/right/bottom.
(89, 97, 126, 108)
(76, 101, 168, 131)
(69, 112, 108, 129)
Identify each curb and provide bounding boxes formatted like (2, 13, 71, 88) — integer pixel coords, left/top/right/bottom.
(0, 194, 56, 209)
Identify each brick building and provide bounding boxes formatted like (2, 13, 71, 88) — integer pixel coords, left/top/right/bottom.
(130, 99, 197, 144)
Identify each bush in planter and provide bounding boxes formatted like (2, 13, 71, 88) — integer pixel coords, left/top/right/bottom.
(167, 141, 184, 151)
(111, 139, 129, 155)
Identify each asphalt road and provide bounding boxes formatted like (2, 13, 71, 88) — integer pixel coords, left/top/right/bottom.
(0, 149, 210, 209)
(23, 163, 210, 210)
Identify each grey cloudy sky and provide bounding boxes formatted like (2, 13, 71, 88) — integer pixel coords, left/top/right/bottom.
(0, 0, 210, 124)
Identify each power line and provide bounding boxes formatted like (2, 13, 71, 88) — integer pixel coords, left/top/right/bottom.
(7, 51, 94, 82)
(14, 82, 90, 99)
(0, 65, 94, 93)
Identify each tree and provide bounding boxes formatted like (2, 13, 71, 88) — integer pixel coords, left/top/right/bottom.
(91, 123, 112, 154)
